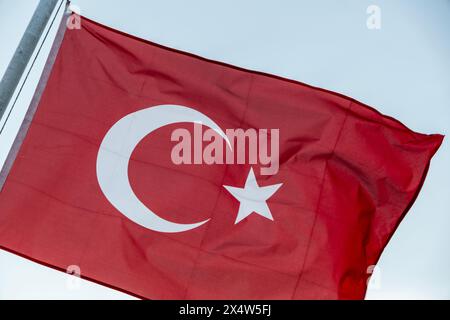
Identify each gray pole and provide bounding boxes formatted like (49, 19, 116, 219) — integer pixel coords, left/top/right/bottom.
(0, 0, 59, 121)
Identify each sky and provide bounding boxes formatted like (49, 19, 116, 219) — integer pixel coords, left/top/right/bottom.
(0, 0, 449, 299)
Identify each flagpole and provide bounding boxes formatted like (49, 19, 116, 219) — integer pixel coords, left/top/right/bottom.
(0, 0, 60, 122)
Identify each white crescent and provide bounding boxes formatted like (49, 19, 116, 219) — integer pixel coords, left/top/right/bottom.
(96, 105, 230, 233)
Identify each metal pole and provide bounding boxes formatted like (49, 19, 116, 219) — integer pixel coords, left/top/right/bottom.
(0, 0, 59, 120)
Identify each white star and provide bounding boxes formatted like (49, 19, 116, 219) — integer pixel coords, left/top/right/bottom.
(223, 168, 283, 224)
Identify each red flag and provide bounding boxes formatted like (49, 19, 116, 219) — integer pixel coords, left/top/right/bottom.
(0, 16, 443, 299)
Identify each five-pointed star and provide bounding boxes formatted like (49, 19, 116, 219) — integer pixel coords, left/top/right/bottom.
(223, 168, 283, 224)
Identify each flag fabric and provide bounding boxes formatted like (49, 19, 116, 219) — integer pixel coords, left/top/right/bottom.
(0, 16, 443, 299)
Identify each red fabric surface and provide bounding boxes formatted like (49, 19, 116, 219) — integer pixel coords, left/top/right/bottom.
(0, 17, 443, 299)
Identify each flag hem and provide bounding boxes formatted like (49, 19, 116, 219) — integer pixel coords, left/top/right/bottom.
(0, 244, 147, 300)
(0, 10, 70, 192)
(79, 15, 442, 140)
(362, 134, 444, 299)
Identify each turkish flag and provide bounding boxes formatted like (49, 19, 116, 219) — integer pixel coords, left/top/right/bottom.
(0, 16, 443, 300)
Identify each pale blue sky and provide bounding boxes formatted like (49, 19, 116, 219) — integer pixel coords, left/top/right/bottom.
(0, 0, 449, 299)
